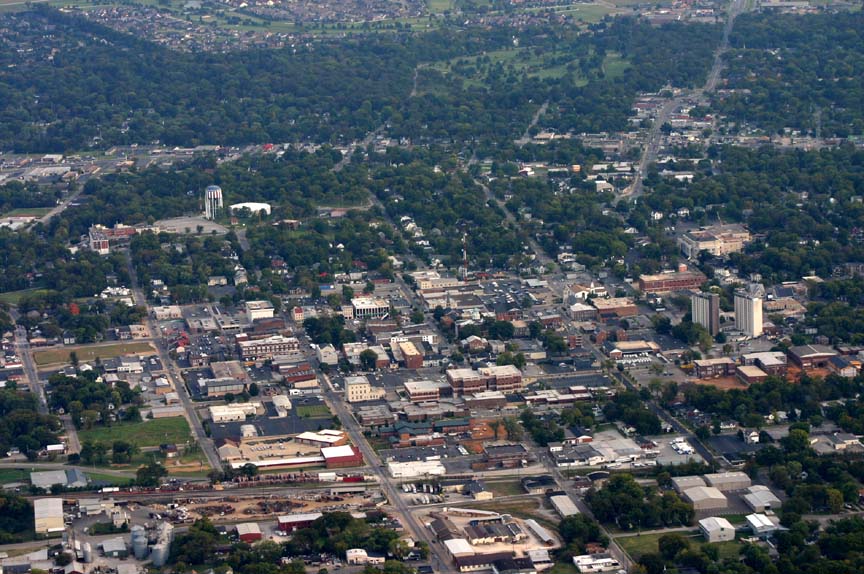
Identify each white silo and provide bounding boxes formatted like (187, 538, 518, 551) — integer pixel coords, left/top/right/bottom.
(131, 525, 148, 559)
(204, 185, 224, 220)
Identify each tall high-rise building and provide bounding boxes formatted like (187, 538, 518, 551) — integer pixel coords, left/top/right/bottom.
(691, 292, 720, 336)
(204, 185, 223, 220)
(735, 284, 764, 338)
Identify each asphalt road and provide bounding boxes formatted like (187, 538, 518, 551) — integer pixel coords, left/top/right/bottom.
(124, 252, 222, 471)
(13, 322, 48, 415)
(318, 372, 451, 572)
(621, 0, 747, 203)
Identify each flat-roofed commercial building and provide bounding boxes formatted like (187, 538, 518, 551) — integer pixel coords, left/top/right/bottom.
(590, 297, 638, 321)
(742, 351, 788, 376)
(479, 364, 523, 393)
(638, 269, 706, 293)
(446, 368, 488, 395)
(404, 380, 450, 402)
(737, 365, 769, 385)
(245, 300, 275, 322)
(34, 497, 64, 534)
(344, 375, 385, 403)
(350, 297, 390, 320)
(694, 357, 736, 379)
(238, 335, 300, 361)
(397, 340, 423, 369)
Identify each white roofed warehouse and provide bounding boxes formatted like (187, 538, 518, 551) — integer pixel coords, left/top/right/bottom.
(699, 516, 735, 543)
(682, 486, 728, 511)
(34, 497, 64, 534)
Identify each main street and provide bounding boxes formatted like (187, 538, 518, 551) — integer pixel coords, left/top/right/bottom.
(124, 253, 222, 471)
(317, 371, 451, 572)
(621, 0, 748, 202)
(12, 322, 48, 415)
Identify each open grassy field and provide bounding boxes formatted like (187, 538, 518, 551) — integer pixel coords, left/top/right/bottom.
(0, 468, 30, 483)
(430, 46, 628, 88)
(549, 564, 579, 574)
(34, 341, 155, 366)
(486, 479, 525, 497)
(617, 531, 743, 560)
(0, 288, 52, 305)
(4, 207, 52, 217)
(86, 471, 134, 485)
(77, 417, 192, 448)
(295, 404, 332, 418)
(427, 0, 454, 13)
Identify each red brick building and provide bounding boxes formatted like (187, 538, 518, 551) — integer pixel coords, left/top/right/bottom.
(321, 445, 364, 469)
(638, 270, 706, 293)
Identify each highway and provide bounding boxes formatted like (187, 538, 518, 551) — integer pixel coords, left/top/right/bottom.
(124, 253, 222, 471)
(621, 0, 747, 202)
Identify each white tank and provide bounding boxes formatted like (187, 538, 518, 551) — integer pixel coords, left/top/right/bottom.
(150, 543, 168, 567)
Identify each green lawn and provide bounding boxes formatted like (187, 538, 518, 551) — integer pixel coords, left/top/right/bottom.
(295, 404, 332, 418)
(427, 0, 454, 13)
(618, 531, 699, 558)
(4, 207, 52, 217)
(33, 342, 155, 366)
(0, 468, 29, 483)
(78, 417, 192, 448)
(618, 530, 743, 560)
(486, 479, 525, 497)
(85, 472, 134, 485)
(0, 288, 52, 305)
(549, 564, 579, 574)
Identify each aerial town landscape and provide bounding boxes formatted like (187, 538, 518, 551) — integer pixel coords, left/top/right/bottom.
(0, 0, 863, 573)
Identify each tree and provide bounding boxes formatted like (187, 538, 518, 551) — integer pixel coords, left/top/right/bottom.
(248, 382, 260, 397)
(658, 533, 689, 560)
(240, 463, 259, 479)
(136, 459, 167, 487)
(502, 416, 523, 441)
(359, 349, 379, 371)
(410, 308, 425, 324)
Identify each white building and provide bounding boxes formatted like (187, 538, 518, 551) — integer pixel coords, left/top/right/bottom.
(387, 460, 446, 478)
(204, 185, 224, 220)
(699, 516, 736, 543)
(34, 498, 64, 534)
(344, 375, 385, 403)
(743, 485, 782, 512)
(572, 553, 621, 573)
(245, 300, 275, 322)
(550, 494, 580, 518)
(317, 344, 339, 366)
(230, 202, 271, 216)
(346, 549, 369, 565)
(209, 402, 262, 423)
(704, 471, 752, 492)
(350, 297, 390, 320)
(682, 486, 728, 511)
(691, 291, 720, 336)
(735, 284, 764, 338)
(746, 513, 782, 537)
(443, 539, 475, 558)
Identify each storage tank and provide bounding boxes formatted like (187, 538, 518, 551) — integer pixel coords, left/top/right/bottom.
(150, 543, 168, 567)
